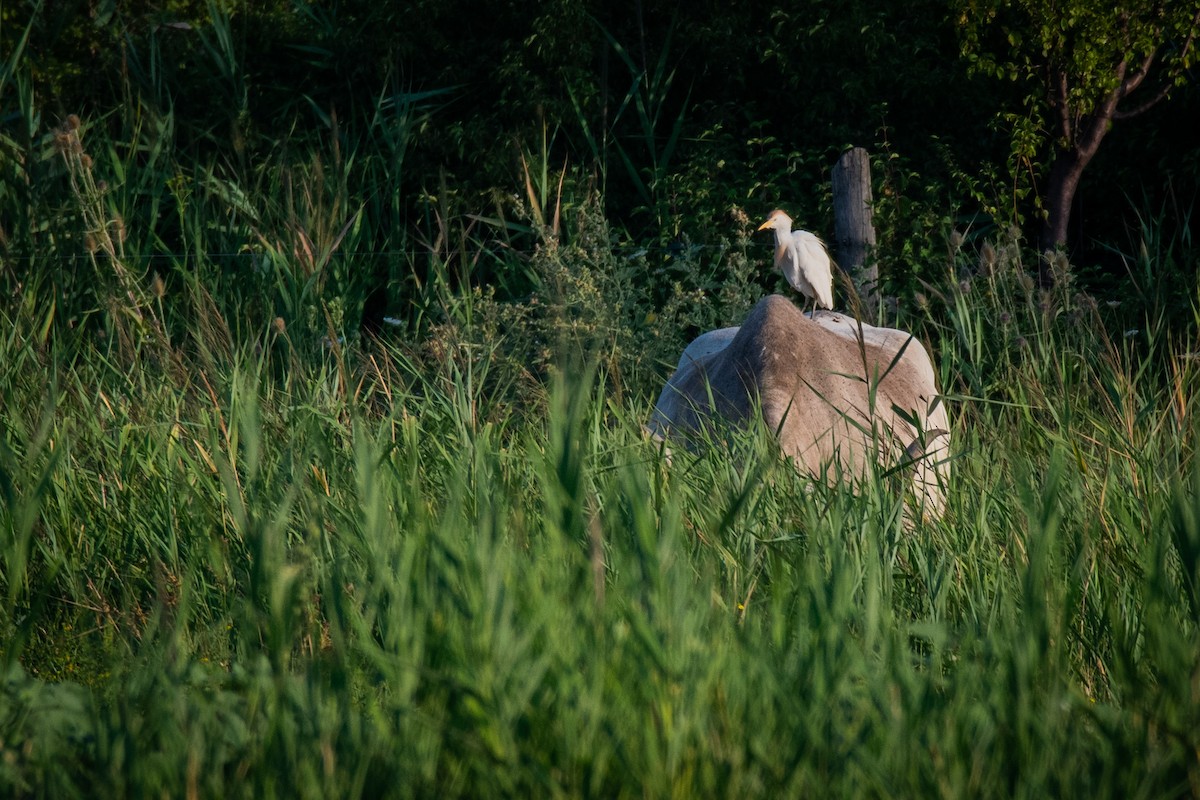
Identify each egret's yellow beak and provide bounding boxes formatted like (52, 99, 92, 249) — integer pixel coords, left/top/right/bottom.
(756, 220, 772, 231)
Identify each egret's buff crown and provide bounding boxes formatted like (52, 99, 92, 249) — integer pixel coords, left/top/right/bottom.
(757, 209, 834, 313)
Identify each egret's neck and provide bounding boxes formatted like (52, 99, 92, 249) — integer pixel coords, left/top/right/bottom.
(773, 229, 790, 265)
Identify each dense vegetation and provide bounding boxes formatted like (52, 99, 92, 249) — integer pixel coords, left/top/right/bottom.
(2, 1, 1199, 796)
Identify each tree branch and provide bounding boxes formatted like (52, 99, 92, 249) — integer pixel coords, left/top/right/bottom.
(1113, 8, 1200, 120)
(1052, 66, 1072, 142)
(1113, 77, 1171, 120)
(1073, 60, 1126, 159)
(1120, 49, 1157, 98)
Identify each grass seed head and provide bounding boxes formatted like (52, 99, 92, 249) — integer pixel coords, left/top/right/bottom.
(979, 240, 997, 275)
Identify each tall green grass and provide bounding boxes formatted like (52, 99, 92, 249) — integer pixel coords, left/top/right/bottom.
(3, 35, 1200, 796)
(2, 214, 1199, 797)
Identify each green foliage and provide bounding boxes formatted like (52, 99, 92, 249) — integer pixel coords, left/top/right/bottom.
(955, 0, 1198, 107)
(1, 231, 1200, 793)
(952, 0, 1200, 244)
(1, 7, 1199, 792)
(404, 188, 765, 422)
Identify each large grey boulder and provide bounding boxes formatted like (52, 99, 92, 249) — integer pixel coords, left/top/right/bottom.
(649, 295, 950, 518)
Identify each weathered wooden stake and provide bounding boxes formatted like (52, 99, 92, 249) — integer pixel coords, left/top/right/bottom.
(831, 147, 878, 317)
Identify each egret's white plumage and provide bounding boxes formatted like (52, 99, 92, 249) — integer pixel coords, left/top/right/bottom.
(757, 209, 833, 313)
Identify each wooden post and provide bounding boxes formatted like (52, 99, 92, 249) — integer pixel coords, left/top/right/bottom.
(831, 147, 878, 317)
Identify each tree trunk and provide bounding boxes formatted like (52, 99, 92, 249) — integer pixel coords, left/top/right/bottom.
(1039, 115, 1111, 284)
(831, 147, 878, 317)
(1041, 149, 1086, 248)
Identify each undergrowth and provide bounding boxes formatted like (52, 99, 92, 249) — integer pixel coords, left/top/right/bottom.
(2, 47, 1199, 800)
(2, 201, 1199, 796)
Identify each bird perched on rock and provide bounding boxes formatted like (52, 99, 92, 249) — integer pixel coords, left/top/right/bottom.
(757, 209, 834, 315)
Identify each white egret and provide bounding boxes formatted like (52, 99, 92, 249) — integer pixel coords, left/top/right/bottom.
(756, 209, 833, 315)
